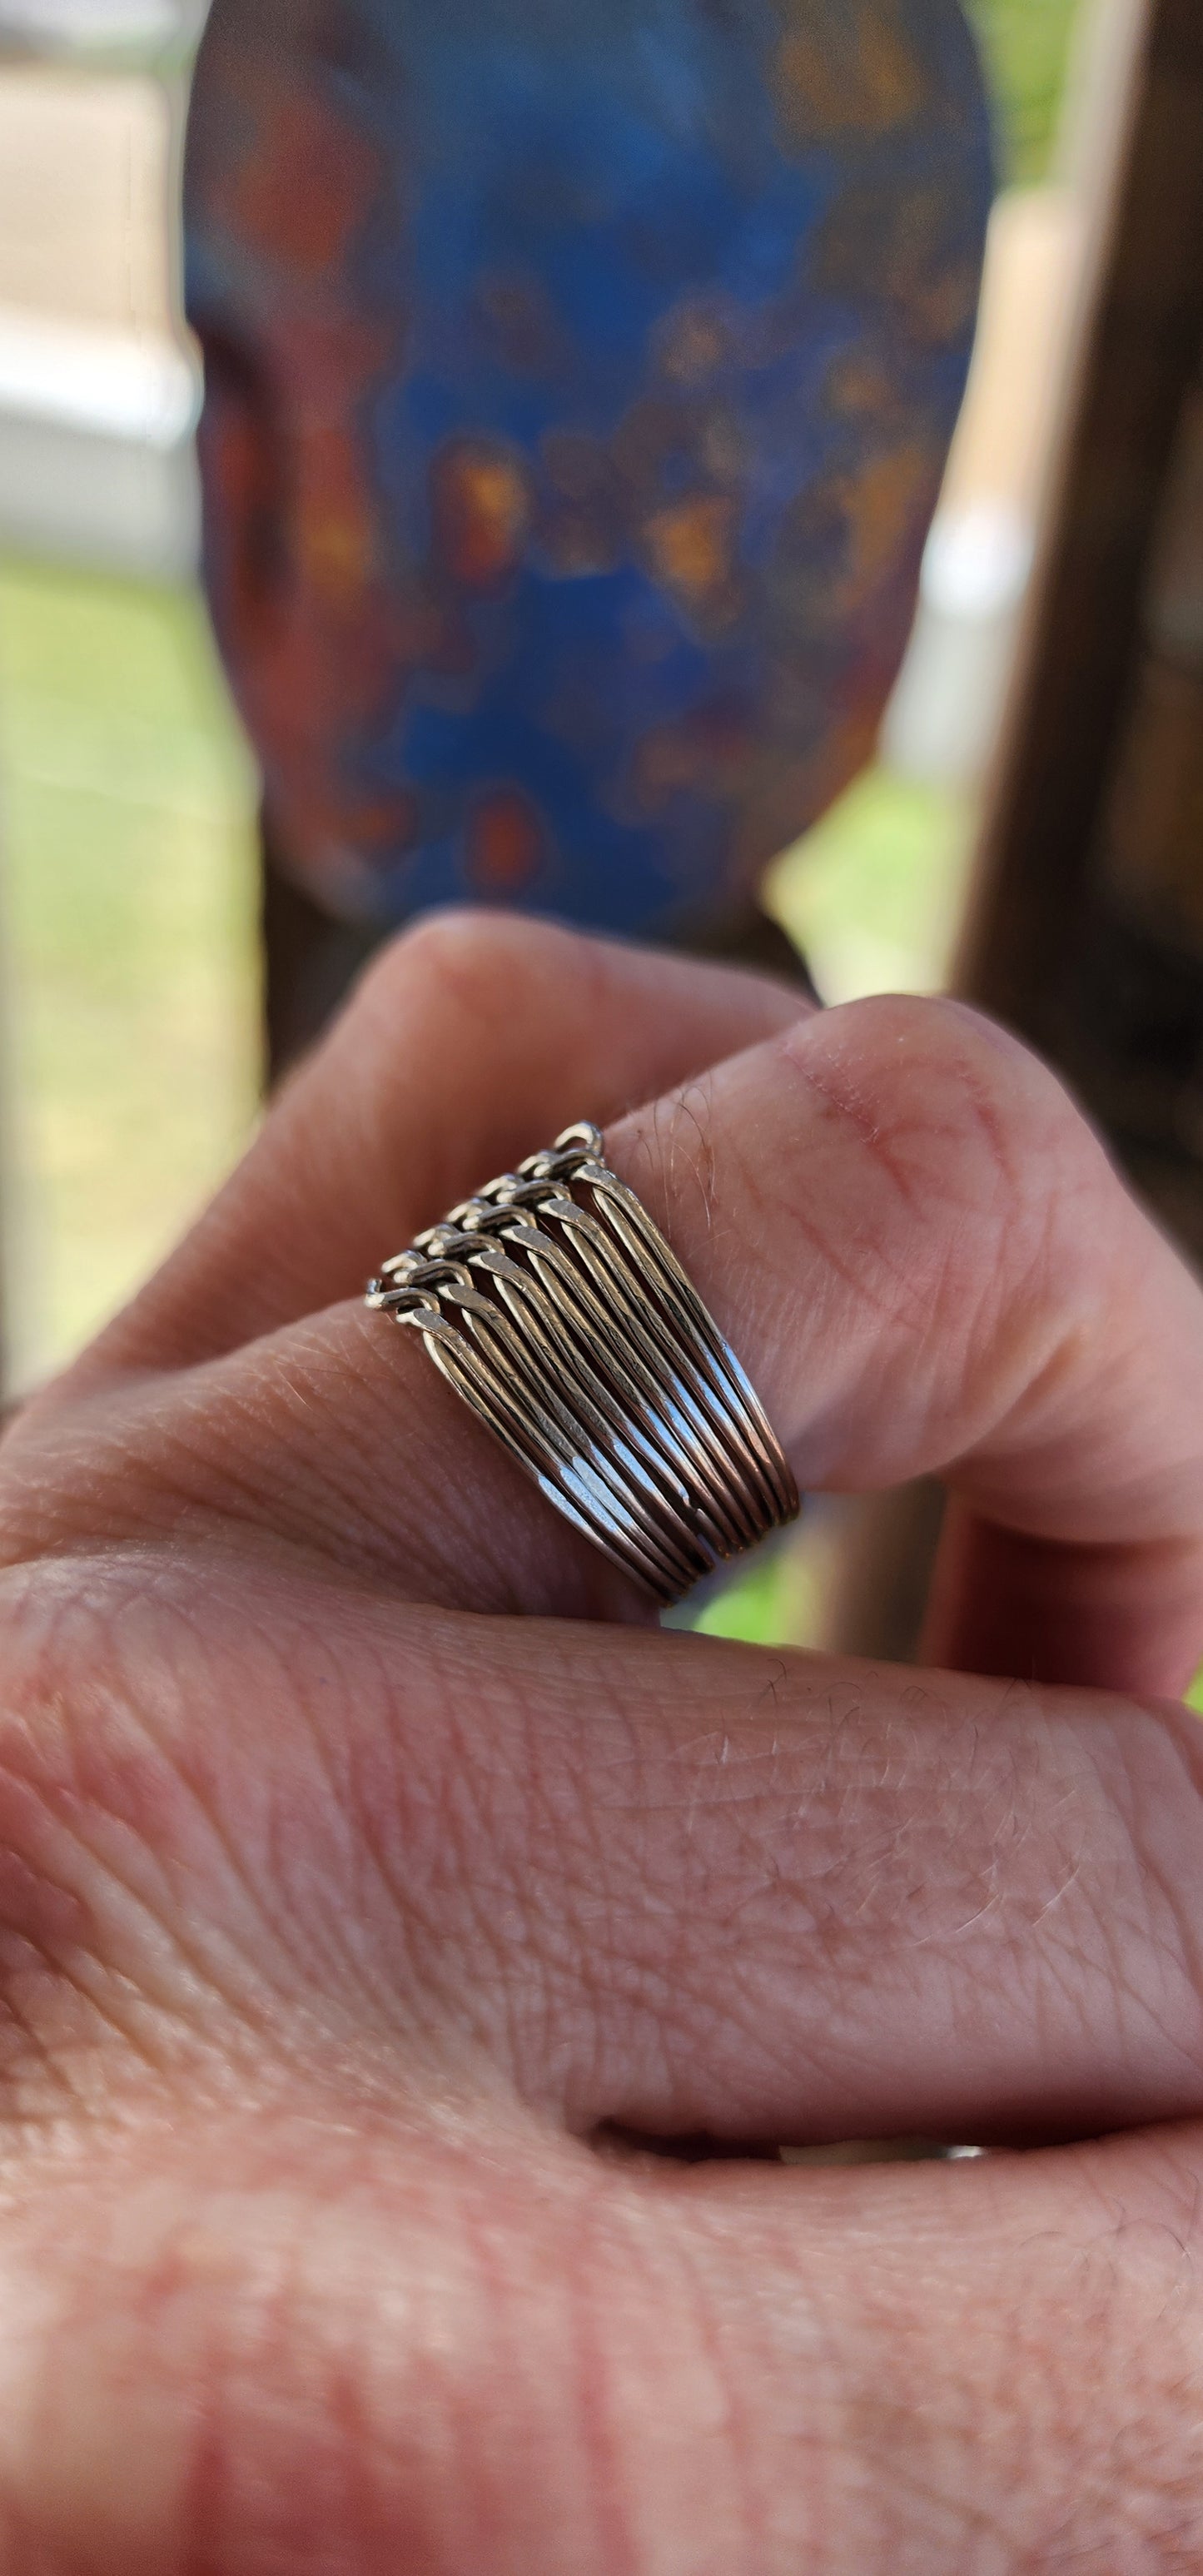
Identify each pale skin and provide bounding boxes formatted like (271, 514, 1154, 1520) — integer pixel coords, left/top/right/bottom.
(4, 914, 1203, 2570)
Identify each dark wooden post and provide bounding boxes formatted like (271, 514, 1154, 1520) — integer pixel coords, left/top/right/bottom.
(827, 0, 1203, 1663)
(957, 0, 1203, 1260)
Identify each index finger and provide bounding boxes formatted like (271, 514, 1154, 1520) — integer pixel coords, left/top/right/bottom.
(66, 912, 810, 1387)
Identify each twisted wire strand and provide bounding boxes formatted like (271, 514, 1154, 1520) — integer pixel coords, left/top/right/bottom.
(367, 1122, 799, 1604)
(389, 1275, 703, 1597)
(493, 1191, 761, 1557)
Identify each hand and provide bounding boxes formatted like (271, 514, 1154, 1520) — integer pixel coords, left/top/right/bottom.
(4, 913, 1203, 2573)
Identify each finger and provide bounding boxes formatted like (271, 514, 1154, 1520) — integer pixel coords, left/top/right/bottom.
(9, 1539, 1203, 2157)
(2, 1600, 1201, 2574)
(609, 994, 1203, 1693)
(69, 911, 809, 1384)
(6, 2092, 1201, 2574)
(13, 988, 1203, 1676)
(209, 992, 1203, 1678)
(920, 1499, 1203, 1695)
(490, 1623, 1203, 2150)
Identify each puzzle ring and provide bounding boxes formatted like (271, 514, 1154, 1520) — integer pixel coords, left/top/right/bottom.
(365, 1121, 799, 1606)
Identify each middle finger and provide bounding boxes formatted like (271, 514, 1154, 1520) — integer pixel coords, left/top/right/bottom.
(15, 1542, 1203, 2155)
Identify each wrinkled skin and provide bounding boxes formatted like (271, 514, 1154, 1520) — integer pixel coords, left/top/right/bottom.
(4, 915, 1203, 2572)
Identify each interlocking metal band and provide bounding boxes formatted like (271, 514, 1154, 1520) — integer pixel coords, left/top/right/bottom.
(365, 1122, 799, 1605)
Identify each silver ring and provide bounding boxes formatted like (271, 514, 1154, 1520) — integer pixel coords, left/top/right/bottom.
(365, 1121, 799, 1604)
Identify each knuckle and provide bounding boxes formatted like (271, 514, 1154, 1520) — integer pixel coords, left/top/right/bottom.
(0, 1568, 117, 2115)
(360, 906, 575, 1030)
(778, 992, 1111, 1324)
(0, 1558, 282, 2118)
(804, 991, 1088, 1203)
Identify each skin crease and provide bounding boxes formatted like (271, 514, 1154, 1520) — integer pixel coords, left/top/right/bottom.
(3, 916, 1203, 2569)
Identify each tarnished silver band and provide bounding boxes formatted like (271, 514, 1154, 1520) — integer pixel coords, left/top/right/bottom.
(365, 1121, 799, 1605)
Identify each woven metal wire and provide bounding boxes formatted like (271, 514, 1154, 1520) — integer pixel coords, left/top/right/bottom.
(366, 1122, 799, 1604)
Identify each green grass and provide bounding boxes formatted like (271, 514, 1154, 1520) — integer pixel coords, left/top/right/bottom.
(690, 1549, 810, 1648)
(0, 554, 260, 1380)
(768, 767, 976, 1006)
(966, 0, 1083, 183)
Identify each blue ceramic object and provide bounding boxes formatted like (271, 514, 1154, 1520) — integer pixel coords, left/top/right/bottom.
(186, 0, 992, 937)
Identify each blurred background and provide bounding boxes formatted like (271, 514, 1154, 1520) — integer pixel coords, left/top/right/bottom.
(2, 0, 1192, 1654)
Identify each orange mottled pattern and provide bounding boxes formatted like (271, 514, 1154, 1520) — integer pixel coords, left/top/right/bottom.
(772, 0, 929, 146)
(465, 788, 546, 894)
(186, 0, 992, 937)
(431, 444, 534, 591)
